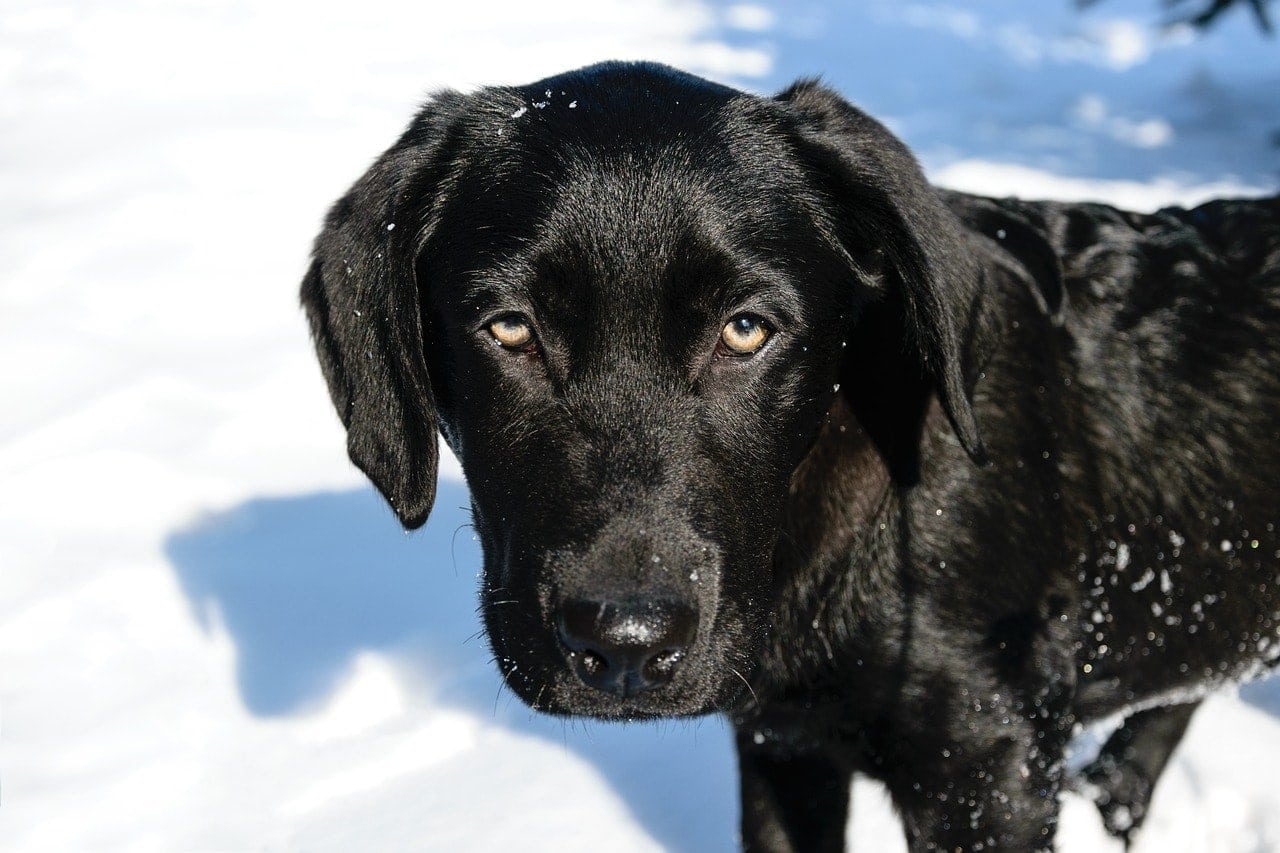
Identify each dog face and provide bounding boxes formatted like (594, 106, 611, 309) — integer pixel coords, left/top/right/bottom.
(302, 62, 987, 719)
(421, 104, 862, 719)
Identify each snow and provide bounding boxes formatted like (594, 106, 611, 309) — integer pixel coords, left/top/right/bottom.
(2, 0, 1278, 850)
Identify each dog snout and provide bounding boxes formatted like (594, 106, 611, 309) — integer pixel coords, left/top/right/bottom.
(558, 597, 698, 698)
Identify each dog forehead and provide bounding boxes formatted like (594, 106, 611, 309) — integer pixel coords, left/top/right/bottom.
(492, 84, 815, 263)
(455, 63, 807, 228)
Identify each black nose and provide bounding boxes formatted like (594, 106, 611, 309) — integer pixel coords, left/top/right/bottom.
(558, 597, 698, 698)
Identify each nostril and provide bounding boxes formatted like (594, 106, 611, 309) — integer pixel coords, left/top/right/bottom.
(558, 597, 697, 697)
(642, 648, 685, 682)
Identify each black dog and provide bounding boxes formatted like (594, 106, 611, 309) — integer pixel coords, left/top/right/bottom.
(301, 62, 1280, 851)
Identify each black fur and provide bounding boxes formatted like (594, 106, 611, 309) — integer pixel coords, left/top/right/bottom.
(301, 62, 1280, 851)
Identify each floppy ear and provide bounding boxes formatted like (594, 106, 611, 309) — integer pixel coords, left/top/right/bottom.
(300, 93, 465, 529)
(942, 191, 1065, 325)
(777, 81, 990, 466)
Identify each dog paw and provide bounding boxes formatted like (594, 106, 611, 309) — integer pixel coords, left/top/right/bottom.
(1076, 755, 1154, 845)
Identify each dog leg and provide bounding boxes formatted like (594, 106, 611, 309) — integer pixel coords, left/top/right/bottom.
(1079, 702, 1200, 846)
(736, 733, 851, 853)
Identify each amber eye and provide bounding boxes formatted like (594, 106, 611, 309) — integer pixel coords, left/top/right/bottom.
(719, 314, 771, 356)
(487, 315, 534, 349)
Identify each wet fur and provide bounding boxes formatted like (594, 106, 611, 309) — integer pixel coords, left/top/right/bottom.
(301, 62, 1280, 851)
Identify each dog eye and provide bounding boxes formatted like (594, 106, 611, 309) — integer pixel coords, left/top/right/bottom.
(487, 314, 536, 350)
(718, 314, 771, 356)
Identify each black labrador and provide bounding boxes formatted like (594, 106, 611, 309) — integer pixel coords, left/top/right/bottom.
(300, 62, 1280, 851)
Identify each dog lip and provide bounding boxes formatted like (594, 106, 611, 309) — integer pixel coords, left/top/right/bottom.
(537, 689, 725, 721)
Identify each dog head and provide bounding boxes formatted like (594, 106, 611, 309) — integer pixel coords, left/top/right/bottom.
(301, 62, 987, 719)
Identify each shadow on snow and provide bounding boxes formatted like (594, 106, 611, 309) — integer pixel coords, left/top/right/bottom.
(164, 481, 737, 852)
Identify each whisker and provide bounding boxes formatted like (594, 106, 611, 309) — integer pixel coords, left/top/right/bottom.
(490, 656, 515, 716)
(727, 664, 759, 707)
(449, 521, 476, 578)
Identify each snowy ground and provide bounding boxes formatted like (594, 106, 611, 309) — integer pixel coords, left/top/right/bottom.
(2, 0, 1279, 850)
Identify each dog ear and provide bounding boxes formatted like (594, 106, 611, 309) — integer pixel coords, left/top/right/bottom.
(300, 93, 466, 529)
(943, 191, 1065, 325)
(777, 81, 990, 466)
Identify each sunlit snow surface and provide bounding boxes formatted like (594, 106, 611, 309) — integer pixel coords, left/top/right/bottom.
(2, 0, 1278, 850)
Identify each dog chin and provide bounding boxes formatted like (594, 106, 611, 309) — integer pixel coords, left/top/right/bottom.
(542, 695, 724, 722)
(501, 664, 745, 721)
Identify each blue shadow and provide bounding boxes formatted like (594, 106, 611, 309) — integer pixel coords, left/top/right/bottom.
(167, 483, 484, 716)
(164, 481, 738, 852)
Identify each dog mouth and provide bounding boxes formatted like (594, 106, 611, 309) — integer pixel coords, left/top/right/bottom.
(506, 665, 748, 721)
